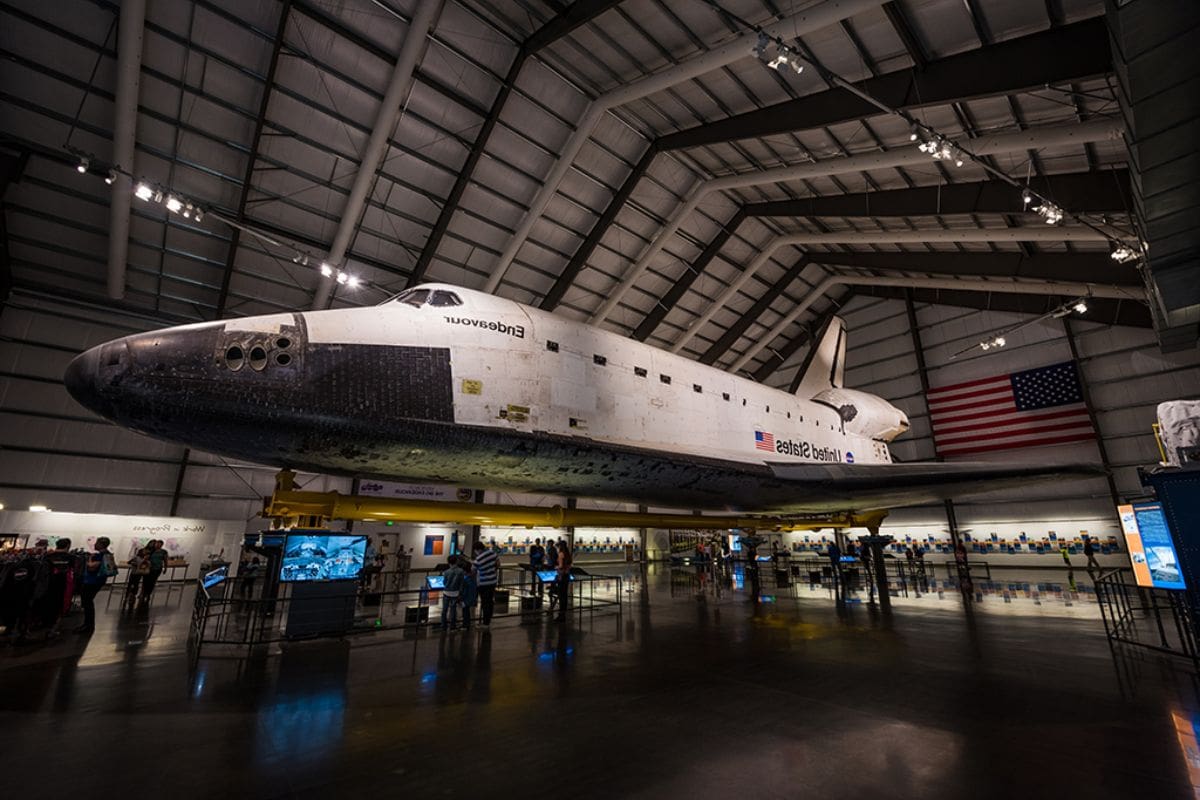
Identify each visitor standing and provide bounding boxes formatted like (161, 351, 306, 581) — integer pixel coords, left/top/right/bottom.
(40, 538, 75, 637)
(141, 539, 168, 602)
(240, 556, 261, 599)
(529, 537, 545, 597)
(440, 555, 466, 631)
(125, 547, 150, 604)
(473, 541, 500, 628)
(554, 540, 573, 622)
(1083, 537, 1100, 571)
(76, 537, 115, 634)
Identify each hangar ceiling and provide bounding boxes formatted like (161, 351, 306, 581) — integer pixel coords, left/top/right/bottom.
(0, 0, 1144, 386)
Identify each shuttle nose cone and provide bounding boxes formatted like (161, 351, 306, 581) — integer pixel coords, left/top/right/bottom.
(64, 345, 104, 413)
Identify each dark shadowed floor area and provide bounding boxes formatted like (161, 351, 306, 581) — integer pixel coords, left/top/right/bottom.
(2, 564, 1198, 800)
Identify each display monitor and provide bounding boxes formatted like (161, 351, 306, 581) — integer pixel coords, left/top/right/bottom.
(202, 565, 228, 590)
(536, 570, 575, 582)
(1118, 502, 1186, 590)
(280, 533, 367, 582)
(425, 575, 445, 590)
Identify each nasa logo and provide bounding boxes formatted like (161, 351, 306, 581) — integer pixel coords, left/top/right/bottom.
(846, 452, 854, 464)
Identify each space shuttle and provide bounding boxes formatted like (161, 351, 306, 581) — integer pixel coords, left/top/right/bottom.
(63, 283, 1100, 514)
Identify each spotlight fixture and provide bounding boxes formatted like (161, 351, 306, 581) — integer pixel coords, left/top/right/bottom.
(194, 208, 203, 223)
(105, 170, 116, 185)
(29, 504, 49, 512)
(1110, 244, 1138, 263)
(165, 195, 183, 213)
(134, 182, 154, 201)
(1034, 202, 1063, 225)
(76, 157, 89, 174)
(182, 202, 193, 219)
(346, 275, 361, 288)
(917, 135, 956, 163)
(153, 189, 164, 203)
(768, 54, 788, 70)
(320, 262, 334, 278)
(1022, 189, 1033, 207)
(1073, 301, 1088, 314)
(979, 335, 1007, 352)
(335, 270, 349, 285)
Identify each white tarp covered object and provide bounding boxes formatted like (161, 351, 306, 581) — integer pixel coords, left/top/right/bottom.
(1157, 401, 1200, 466)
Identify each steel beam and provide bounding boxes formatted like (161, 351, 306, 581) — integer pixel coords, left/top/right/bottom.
(312, 0, 443, 309)
(593, 120, 1122, 325)
(485, 0, 887, 293)
(810, 251, 1141, 285)
(215, 0, 291, 319)
(631, 208, 745, 340)
(634, 170, 1129, 343)
(744, 170, 1130, 218)
(1062, 316, 1123, 507)
(857, 285, 1151, 328)
(410, 0, 625, 289)
(541, 143, 658, 311)
(699, 256, 809, 365)
(104, 0, 146, 300)
(658, 17, 1110, 151)
(731, 273, 1145, 372)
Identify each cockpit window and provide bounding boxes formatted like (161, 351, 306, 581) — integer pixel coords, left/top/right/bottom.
(428, 290, 462, 307)
(393, 288, 429, 308)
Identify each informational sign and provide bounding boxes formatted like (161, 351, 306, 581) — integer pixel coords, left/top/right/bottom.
(357, 480, 473, 502)
(1118, 502, 1186, 590)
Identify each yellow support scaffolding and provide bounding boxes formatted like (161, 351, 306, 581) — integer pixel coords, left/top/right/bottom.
(263, 470, 886, 533)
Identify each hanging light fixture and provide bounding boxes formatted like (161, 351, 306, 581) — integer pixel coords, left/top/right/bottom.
(1110, 244, 1138, 263)
(165, 195, 183, 213)
(134, 182, 154, 201)
(1034, 202, 1063, 225)
(76, 157, 89, 174)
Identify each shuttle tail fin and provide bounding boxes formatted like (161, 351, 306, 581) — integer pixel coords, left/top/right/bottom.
(792, 316, 847, 398)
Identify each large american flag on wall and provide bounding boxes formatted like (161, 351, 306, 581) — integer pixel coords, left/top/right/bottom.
(927, 360, 1095, 458)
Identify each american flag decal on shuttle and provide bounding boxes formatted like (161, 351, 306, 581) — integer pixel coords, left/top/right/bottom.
(754, 431, 775, 452)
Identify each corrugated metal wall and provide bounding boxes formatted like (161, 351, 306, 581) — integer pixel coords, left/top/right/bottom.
(772, 293, 1200, 536)
(0, 295, 349, 522)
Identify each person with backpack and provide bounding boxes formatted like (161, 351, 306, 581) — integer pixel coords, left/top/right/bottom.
(76, 536, 115, 634)
(440, 555, 466, 631)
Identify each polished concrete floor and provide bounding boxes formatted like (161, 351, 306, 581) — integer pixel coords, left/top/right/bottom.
(2, 565, 1199, 799)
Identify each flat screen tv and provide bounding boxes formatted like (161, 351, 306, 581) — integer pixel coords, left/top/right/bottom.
(203, 565, 228, 590)
(537, 570, 575, 582)
(280, 533, 367, 582)
(426, 574, 445, 589)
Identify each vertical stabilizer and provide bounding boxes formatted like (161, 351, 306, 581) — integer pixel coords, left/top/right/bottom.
(792, 316, 846, 398)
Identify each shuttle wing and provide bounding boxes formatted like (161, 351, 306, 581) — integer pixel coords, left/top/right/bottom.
(766, 460, 1107, 510)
